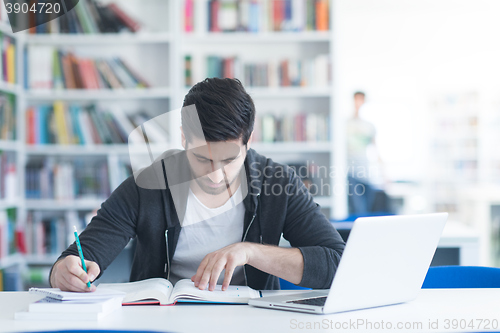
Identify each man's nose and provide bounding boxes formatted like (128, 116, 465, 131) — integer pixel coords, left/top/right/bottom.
(207, 167, 225, 184)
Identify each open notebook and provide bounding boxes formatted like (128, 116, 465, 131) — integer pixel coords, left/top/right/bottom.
(98, 278, 261, 305)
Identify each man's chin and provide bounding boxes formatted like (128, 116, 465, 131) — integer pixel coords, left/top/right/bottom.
(197, 181, 228, 195)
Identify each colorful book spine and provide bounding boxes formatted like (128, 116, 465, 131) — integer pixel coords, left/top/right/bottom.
(27, 48, 150, 90)
(200, 0, 330, 32)
(28, 1, 140, 34)
(254, 112, 329, 143)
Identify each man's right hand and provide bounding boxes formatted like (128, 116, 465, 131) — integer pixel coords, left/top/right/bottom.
(49, 255, 100, 292)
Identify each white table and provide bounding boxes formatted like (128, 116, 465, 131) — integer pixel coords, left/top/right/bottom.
(1, 289, 500, 333)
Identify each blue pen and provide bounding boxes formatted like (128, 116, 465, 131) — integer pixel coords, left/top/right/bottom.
(74, 226, 91, 289)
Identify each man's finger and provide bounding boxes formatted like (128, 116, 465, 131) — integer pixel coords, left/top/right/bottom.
(197, 257, 217, 290)
(86, 260, 100, 283)
(222, 263, 236, 291)
(61, 270, 89, 292)
(208, 259, 226, 291)
(66, 259, 89, 284)
(194, 255, 211, 287)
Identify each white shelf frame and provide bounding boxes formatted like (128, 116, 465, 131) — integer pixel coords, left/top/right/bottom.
(1, 0, 347, 271)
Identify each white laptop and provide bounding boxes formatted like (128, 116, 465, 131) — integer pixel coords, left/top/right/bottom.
(249, 213, 448, 314)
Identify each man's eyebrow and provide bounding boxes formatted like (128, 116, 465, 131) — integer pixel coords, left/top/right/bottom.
(192, 152, 240, 161)
(192, 152, 211, 160)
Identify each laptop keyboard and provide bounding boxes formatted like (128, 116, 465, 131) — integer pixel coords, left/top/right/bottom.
(286, 296, 327, 306)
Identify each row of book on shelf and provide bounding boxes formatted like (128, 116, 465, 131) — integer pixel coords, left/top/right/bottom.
(253, 112, 329, 142)
(25, 158, 114, 200)
(0, 33, 16, 85)
(28, 0, 141, 34)
(26, 103, 169, 145)
(185, 54, 330, 87)
(0, 92, 15, 141)
(185, 0, 330, 32)
(27, 47, 150, 90)
(24, 210, 92, 257)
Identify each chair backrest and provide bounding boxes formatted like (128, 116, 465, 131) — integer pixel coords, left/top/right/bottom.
(422, 266, 500, 288)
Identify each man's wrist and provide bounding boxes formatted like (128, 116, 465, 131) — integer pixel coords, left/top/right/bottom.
(245, 242, 261, 267)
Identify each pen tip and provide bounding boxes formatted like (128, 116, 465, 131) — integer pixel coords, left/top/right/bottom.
(74, 225, 77, 233)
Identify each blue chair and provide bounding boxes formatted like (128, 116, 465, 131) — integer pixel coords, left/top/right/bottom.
(279, 278, 311, 290)
(422, 266, 500, 289)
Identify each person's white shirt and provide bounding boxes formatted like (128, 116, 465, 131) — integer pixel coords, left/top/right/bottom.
(169, 186, 246, 285)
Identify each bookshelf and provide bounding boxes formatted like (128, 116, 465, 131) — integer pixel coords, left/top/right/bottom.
(0, 0, 346, 290)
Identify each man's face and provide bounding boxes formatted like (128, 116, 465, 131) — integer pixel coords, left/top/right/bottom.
(183, 135, 247, 196)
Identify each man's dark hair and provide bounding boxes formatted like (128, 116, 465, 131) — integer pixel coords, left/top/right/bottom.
(354, 91, 365, 98)
(182, 78, 255, 145)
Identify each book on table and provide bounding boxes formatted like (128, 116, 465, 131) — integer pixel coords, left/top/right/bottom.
(97, 278, 261, 305)
(15, 288, 126, 321)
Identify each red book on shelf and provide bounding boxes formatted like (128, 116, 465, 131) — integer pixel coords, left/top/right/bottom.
(87, 60, 100, 89)
(78, 59, 93, 89)
(69, 54, 84, 89)
(273, 0, 283, 31)
(185, 0, 194, 32)
(316, 0, 329, 31)
(26, 107, 35, 145)
(211, 0, 221, 32)
(61, 54, 76, 89)
(280, 59, 290, 86)
(108, 3, 141, 32)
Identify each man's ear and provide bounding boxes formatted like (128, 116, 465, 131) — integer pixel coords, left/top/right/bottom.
(246, 131, 254, 151)
(181, 126, 186, 149)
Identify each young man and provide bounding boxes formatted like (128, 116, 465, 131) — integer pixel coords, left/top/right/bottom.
(50, 78, 345, 292)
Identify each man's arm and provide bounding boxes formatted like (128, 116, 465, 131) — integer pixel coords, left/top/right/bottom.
(49, 176, 139, 291)
(191, 242, 303, 291)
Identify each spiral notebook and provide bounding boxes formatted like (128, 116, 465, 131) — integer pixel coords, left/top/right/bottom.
(28, 287, 126, 301)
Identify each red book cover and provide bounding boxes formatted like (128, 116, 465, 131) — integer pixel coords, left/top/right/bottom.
(280, 59, 290, 86)
(78, 59, 92, 89)
(108, 3, 141, 32)
(86, 60, 100, 89)
(211, 0, 220, 32)
(273, 0, 284, 31)
(26, 107, 35, 145)
(185, 0, 194, 32)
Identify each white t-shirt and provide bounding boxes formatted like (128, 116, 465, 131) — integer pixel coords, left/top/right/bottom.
(169, 186, 246, 286)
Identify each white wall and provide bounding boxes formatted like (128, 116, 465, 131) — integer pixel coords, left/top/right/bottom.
(337, 0, 500, 182)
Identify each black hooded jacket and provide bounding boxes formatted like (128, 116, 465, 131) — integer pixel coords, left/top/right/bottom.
(54, 148, 345, 290)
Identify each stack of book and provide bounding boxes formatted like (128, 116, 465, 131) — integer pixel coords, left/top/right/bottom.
(186, 0, 330, 32)
(26, 103, 168, 145)
(25, 157, 111, 200)
(15, 288, 126, 321)
(189, 54, 330, 87)
(253, 112, 329, 142)
(0, 93, 16, 140)
(0, 33, 16, 85)
(29, 0, 141, 34)
(27, 47, 150, 90)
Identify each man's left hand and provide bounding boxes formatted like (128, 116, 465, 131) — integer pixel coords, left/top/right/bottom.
(191, 242, 254, 291)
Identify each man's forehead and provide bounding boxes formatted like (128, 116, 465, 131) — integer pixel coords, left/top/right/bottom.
(189, 140, 242, 159)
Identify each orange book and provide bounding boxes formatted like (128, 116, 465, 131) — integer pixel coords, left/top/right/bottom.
(316, 0, 329, 31)
(61, 55, 76, 89)
(6, 43, 15, 84)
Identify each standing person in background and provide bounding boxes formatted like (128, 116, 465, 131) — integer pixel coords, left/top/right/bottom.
(346, 91, 388, 215)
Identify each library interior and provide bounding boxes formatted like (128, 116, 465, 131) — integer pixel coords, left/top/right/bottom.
(0, 0, 499, 304)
